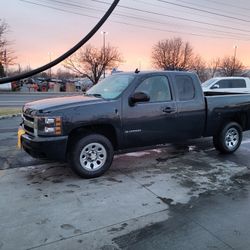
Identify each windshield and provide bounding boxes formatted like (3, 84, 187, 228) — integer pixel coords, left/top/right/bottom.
(202, 78, 217, 87)
(86, 74, 135, 99)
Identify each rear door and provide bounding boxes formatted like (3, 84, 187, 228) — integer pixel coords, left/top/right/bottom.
(172, 74, 206, 139)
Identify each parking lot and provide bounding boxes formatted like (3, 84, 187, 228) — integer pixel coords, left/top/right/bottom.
(1, 116, 250, 250)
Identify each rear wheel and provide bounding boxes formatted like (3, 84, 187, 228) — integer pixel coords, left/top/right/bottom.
(213, 122, 242, 154)
(68, 134, 114, 178)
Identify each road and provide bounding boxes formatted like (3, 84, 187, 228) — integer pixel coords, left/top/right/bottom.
(0, 92, 80, 107)
(0, 117, 250, 249)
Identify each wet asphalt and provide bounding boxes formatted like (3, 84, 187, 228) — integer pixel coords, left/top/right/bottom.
(115, 183, 250, 250)
(0, 117, 250, 250)
(0, 116, 49, 170)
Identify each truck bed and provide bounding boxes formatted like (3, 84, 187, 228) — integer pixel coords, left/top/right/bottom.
(204, 93, 250, 136)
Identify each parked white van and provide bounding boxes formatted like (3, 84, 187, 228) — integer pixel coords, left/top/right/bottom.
(202, 77, 250, 93)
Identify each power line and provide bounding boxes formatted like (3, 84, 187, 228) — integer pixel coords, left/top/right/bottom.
(0, 0, 119, 84)
(20, 0, 100, 19)
(91, 0, 250, 34)
(112, 20, 250, 41)
(133, 0, 250, 37)
(44, 0, 250, 38)
(42, 0, 250, 39)
(206, 0, 250, 12)
(175, 0, 250, 19)
(157, 0, 250, 23)
(20, 0, 250, 41)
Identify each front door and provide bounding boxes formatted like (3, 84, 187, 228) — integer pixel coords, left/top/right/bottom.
(122, 75, 177, 148)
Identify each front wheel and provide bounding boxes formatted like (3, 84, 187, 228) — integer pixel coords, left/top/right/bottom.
(68, 134, 114, 178)
(213, 122, 242, 154)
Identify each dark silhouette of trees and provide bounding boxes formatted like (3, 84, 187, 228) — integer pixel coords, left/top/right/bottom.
(56, 69, 75, 80)
(64, 44, 123, 84)
(151, 37, 193, 71)
(190, 55, 208, 82)
(218, 56, 245, 76)
(151, 36, 247, 81)
(208, 58, 220, 78)
(0, 20, 16, 76)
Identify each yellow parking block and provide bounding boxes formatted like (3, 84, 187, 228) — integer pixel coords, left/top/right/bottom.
(17, 127, 25, 149)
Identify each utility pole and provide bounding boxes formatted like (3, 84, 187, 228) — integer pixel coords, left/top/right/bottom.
(101, 31, 107, 78)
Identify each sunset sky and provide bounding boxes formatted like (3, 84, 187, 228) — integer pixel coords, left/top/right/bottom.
(2, 0, 250, 73)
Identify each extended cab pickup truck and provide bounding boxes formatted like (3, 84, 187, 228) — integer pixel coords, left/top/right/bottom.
(202, 77, 250, 93)
(20, 71, 250, 178)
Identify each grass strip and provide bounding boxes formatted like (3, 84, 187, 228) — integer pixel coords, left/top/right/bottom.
(0, 108, 21, 116)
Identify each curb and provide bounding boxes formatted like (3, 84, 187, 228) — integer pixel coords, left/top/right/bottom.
(0, 113, 21, 120)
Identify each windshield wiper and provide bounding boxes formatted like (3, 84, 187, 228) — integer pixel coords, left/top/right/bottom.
(85, 93, 103, 98)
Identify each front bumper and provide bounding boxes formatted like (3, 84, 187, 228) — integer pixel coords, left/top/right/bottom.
(21, 134, 68, 161)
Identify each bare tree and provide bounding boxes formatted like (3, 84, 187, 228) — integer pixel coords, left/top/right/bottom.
(218, 56, 245, 76)
(208, 58, 220, 78)
(56, 69, 75, 80)
(0, 19, 16, 76)
(0, 62, 4, 77)
(190, 55, 208, 82)
(64, 44, 123, 84)
(151, 37, 193, 71)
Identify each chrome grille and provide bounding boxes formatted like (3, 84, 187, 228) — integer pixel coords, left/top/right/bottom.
(22, 114, 35, 137)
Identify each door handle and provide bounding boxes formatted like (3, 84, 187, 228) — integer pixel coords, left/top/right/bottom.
(162, 107, 176, 113)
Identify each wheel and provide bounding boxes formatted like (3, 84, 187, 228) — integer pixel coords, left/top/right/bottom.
(213, 122, 242, 154)
(68, 134, 114, 178)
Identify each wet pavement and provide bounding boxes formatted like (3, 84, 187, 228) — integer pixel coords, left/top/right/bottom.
(0, 116, 48, 170)
(115, 182, 250, 250)
(0, 117, 250, 250)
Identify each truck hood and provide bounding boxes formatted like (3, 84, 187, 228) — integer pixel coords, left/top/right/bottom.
(23, 95, 103, 113)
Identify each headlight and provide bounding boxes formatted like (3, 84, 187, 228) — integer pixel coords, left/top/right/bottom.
(35, 116, 62, 136)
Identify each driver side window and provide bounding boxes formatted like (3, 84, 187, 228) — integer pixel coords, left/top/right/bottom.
(135, 76, 172, 102)
(213, 80, 230, 88)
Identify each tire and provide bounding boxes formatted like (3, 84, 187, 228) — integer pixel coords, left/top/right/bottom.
(213, 122, 242, 154)
(68, 134, 114, 178)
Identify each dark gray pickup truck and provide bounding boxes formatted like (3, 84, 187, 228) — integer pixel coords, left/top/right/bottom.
(20, 71, 250, 178)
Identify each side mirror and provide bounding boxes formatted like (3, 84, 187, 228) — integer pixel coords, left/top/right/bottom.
(129, 92, 150, 106)
(211, 84, 219, 89)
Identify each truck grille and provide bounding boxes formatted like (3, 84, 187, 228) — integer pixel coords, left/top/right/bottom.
(22, 113, 35, 137)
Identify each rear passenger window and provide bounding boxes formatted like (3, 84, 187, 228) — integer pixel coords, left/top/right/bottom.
(176, 76, 195, 101)
(231, 79, 246, 88)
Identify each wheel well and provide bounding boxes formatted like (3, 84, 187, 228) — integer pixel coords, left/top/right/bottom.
(67, 124, 118, 152)
(219, 112, 248, 132)
(230, 113, 247, 130)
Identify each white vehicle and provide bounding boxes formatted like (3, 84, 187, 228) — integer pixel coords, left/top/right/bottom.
(202, 77, 250, 93)
(0, 82, 12, 91)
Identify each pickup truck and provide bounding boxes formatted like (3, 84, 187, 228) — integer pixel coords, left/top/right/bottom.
(20, 71, 250, 178)
(202, 77, 250, 93)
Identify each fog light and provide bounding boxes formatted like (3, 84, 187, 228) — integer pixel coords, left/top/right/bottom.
(45, 127, 55, 133)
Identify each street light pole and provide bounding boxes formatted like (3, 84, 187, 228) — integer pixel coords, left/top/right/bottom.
(101, 31, 107, 78)
(233, 45, 238, 76)
(48, 52, 52, 78)
(233, 45, 238, 62)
